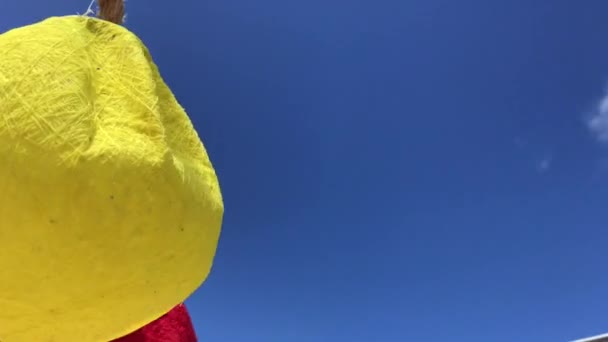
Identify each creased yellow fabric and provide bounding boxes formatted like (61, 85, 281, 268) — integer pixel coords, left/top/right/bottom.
(0, 16, 223, 341)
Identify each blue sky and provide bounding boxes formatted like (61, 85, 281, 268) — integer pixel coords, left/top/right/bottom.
(3, 1, 608, 341)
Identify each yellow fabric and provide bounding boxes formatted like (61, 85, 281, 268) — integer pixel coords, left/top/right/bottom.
(0, 16, 223, 341)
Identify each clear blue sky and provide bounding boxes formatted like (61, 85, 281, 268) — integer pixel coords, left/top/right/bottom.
(3, 1, 608, 341)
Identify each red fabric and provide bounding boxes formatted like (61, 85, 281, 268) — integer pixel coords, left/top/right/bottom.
(112, 304, 197, 342)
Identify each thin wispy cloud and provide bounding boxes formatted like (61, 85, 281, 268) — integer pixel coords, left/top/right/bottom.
(537, 156, 552, 173)
(588, 91, 608, 143)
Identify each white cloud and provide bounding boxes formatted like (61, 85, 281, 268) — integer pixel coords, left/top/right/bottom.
(537, 156, 552, 173)
(588, 93, 608, 143)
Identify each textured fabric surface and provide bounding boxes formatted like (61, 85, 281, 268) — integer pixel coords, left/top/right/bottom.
(0, 16, 223, 341)
(113, 304, 197, 342)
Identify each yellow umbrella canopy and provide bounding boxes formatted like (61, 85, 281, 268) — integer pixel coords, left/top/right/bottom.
(0, 13, 223, 342)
